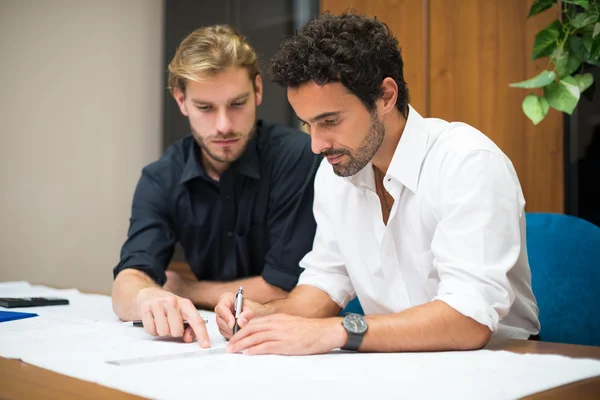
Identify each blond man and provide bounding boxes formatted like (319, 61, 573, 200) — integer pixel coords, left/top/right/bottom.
(111, 25, 321, 346)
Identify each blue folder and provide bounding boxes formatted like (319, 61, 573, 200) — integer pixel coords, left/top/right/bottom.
(0, 310, 38, 323)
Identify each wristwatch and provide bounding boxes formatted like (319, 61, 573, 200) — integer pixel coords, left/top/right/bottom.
(341, 313, 368, 351)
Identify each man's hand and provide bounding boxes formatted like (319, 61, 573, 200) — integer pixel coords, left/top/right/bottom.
(135, 287, 210, 348)
(214, 292, 269, 339)
(225, 314, 347, 355)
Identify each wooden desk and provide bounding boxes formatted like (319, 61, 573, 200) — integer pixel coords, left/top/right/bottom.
(1, 339, 599, 399)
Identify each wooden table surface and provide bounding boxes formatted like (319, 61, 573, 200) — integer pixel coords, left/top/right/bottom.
(1, 339, 599, 399)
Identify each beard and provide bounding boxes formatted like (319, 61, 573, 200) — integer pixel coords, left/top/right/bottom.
(322, 112, 385, 177)
(192, 124, 256, 164)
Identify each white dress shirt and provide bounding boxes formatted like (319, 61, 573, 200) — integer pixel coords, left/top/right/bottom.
(298, 105, 540, 339)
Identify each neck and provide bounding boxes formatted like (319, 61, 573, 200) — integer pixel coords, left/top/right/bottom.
(371, 108, 407, 174)
(200, 149, 231, 181)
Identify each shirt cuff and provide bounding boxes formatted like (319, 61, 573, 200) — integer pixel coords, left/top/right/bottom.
(297, 269, 355, 309)
(261, 264, 302, 292)
(113, 256, 167, 285)
(434, 281, 509, 332)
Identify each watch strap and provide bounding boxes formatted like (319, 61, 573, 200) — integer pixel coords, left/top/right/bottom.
(341, 331, 365, 351)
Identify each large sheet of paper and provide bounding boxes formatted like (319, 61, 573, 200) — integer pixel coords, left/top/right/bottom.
(1, 281, 600, 400)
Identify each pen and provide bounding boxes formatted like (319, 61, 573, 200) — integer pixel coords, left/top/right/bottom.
(233, 286, 244, 334)
(128, 317, 208, 327)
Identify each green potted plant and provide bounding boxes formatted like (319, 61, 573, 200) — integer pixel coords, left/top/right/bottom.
(510, 0, 600, 125)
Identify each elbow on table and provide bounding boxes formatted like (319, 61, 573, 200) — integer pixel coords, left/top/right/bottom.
(462, 322, 493, 350)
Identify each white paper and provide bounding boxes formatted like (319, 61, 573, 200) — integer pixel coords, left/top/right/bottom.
(1, 281, 600, 400)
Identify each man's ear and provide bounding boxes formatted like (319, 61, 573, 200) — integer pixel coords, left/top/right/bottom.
(173, 87, 189, 117)
(379, 77, 398, 115)
(254, 75, 263, 107)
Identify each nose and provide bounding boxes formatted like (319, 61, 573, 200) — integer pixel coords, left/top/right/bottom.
(310, 128, 332, 155)
(215, 109, 233, 133)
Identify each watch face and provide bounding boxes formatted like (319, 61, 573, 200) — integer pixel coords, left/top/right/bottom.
(343, 313, 368, 334)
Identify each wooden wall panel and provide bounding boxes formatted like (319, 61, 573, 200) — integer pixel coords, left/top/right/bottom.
(321, 0, 564, 213)
(320, 0, 427, 114)
(429, 0, 563, 213)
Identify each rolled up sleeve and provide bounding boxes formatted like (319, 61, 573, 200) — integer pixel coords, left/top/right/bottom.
(298, 166, 355, 308)
(113, 167, 176, 285)
(432, 150, 524, 332)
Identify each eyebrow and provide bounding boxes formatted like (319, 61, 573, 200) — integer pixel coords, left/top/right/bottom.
(191, 91, 251, 105)
(298, 111, 342, 125)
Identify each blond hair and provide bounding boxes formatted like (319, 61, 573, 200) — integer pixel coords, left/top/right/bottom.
(168, 25, 259, 94)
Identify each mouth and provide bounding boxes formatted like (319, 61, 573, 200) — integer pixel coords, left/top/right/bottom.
(326, 154, 344, 165)
(212, 138, 240, 147)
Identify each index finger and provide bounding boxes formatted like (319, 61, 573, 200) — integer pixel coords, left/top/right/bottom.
(179, 299, 210, 348)
(214, 292, 236, 329)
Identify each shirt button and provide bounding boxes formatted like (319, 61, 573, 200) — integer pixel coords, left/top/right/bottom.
(227, 231, 233, 237)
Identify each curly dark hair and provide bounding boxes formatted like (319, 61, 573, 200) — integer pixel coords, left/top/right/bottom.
(268, 11, 409, 114)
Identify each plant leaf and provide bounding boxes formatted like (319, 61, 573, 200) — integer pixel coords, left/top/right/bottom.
(574, 73, 594, 92)
(528, 0, 557, 17)
(564, 0, 589, 9)
(571, 13, 597, 29)
(553, 48, 581, 77)
(509, 70, 556, 88)
(569, 35, 588, 60)
(544, 77, 581, 114)
(522, 94, 550, 125)
(582, 78, 596, 101)
(590, 30, 600, 59)
(581, 25, 600, 65)
(583, 32, 593, 51)
(532, 20, 562, 60)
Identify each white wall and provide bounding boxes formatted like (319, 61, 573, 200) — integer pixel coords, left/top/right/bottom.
(0, 0, 163, 294)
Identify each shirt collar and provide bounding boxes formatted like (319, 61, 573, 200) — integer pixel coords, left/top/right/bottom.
(234, 125, 261, 180)
(179, 139, 207, 185)
(178, 122, 262, 185)
(345, 105, 428, 194)
(386, 105, 428, 194)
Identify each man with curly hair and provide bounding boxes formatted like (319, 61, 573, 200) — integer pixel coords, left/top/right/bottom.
(215, 12, 540, 355)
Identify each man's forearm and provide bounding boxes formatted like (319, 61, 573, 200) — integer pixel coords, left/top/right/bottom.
(263, 285, 342, 318)
(112, 269, 159, 321)
(188, 276, 289, 309)
(351, 300, 491, 352)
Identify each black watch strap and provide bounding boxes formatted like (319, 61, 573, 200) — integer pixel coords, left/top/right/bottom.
(341, 331, 365, 351)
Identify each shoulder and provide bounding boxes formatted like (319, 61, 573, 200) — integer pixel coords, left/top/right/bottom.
(420, 120, 522, 199)
(424, 119, 510, 172)
(258, 120, 320, 170)
(259, 120, 312, 155)
(140, 135, 193, 189)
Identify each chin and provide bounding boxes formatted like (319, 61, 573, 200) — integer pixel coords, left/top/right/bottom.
(332, 166, 351, 177)
(212, 153, 238, 163)
(332, 162, 363, 178)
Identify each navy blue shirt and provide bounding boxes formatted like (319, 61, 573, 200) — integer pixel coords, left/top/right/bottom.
(114, 120, 321, 291)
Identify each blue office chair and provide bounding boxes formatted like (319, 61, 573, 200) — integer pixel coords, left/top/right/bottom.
(526, 212, 600, 346)
(342, 297, 364, 315)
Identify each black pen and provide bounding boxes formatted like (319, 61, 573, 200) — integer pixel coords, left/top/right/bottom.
(129, 317, 208, 327)
(233, 286, 244, 334)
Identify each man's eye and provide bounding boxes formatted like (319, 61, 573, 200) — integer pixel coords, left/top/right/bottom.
(324, 119, 338, 125)
(231, 101, 246, 108)
(197, 105, 212, 111)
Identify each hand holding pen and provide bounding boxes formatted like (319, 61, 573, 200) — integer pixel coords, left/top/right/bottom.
(214, 288, 267, 339)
